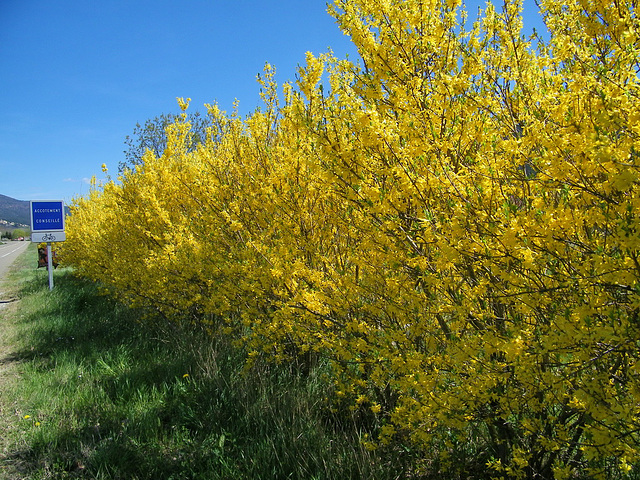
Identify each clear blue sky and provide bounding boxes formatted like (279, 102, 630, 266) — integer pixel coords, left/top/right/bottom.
(0, 0, 545, 204)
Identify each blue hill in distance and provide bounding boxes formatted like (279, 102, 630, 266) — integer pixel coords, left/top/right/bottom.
(0, 194, 30, 227)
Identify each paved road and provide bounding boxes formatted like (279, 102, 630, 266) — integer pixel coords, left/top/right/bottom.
(0, 241, 30, 286)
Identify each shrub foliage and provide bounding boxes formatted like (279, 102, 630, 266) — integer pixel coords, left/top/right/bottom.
(60, 0, 640, 477)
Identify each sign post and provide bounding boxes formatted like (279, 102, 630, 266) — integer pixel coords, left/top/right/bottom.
(30, 200, 66, 290)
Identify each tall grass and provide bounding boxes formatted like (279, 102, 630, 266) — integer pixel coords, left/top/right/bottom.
(0, 245, 418, 479)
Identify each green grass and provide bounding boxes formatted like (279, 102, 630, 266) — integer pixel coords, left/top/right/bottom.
(0, 245, 416, 479)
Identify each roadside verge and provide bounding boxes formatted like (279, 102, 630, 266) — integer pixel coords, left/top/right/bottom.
(0, 243, 37, 479)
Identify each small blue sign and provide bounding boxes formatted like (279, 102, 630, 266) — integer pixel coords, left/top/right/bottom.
(31, 200, 65, 232)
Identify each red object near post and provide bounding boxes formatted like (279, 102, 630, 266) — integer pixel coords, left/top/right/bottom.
(37, 244, 58, 269)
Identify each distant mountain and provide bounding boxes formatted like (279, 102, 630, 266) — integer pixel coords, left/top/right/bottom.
(0, 194, 30, 226)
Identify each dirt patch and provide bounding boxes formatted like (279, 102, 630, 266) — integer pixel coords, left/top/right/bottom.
(0, 287, 21, 375)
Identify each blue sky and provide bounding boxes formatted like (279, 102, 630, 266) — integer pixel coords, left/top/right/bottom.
(0, 1, 545, 204)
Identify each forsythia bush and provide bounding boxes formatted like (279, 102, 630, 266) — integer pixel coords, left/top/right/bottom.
(61, 0, 640, 477)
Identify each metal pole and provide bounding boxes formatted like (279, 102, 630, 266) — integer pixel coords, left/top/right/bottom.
(47, 242, 54, 290)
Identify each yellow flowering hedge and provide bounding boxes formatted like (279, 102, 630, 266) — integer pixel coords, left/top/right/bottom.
(61, 0, 640, 477)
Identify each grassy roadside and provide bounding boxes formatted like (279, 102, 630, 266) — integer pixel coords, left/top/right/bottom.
(0, 245, 416, 480)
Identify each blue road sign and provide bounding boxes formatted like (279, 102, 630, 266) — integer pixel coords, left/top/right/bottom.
(30, 200, 65, 232)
